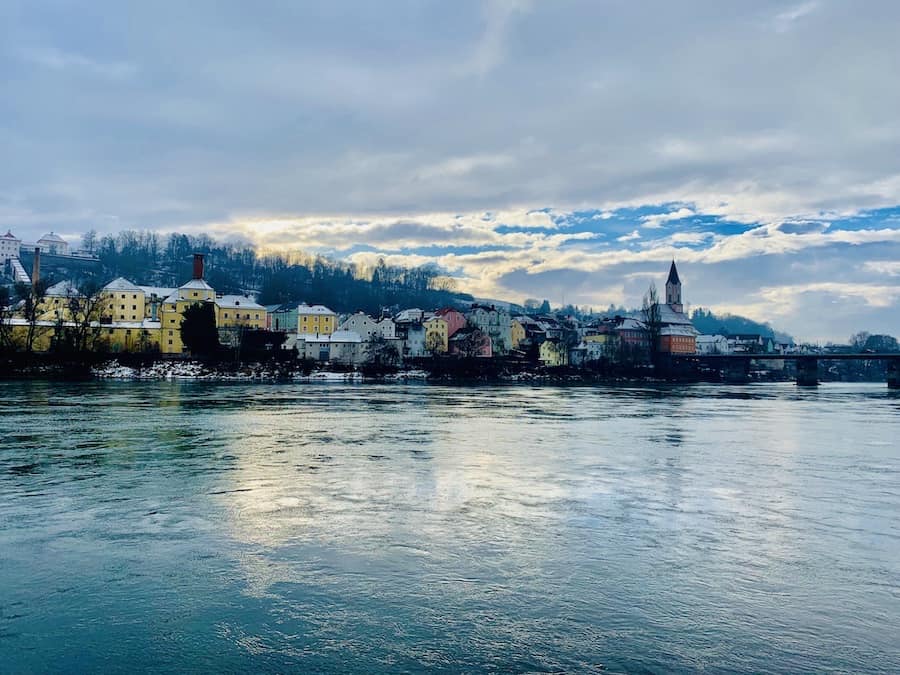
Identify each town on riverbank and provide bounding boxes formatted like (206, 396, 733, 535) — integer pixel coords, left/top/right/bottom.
(2, 230, 898, 383)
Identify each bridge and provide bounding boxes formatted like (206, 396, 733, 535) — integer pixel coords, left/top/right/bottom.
(670, 353, 900, 388)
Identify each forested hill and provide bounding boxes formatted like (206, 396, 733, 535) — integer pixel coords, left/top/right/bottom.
(691, 307, 793, 343)
(86, 230, 472, 314)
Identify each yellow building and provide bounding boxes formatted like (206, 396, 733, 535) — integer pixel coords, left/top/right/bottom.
(215, 295, 267, 329)
(36, 280, 82, 322)
(297, 303, 336, 335)
(539, 339, 568, 366)
(102, 278, 146, 323)
(424, 316, 449, 353)
(584, 333, 611, 344)
(510, 319, 526, 349)
(102, 323, 162, 353)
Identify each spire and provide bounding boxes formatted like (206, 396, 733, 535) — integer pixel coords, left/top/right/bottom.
(667, 260, 680, 285)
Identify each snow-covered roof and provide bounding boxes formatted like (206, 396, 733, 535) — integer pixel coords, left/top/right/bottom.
(697, 334, 727, 343)
(214, 294, 265, 310)
(45, 280, 79, 297)
(660, 325, 699, 337)
(297, 303, 336, 315)
(179, 278, 215, 291)
(138, 286, 175, 298)
(658, 303, 693, 326)
(104, 277, 142, 292)
(1, 230, 19, 240)
(38, 232, 66, 244)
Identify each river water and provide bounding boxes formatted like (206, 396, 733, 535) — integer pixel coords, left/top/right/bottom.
(1, 381, 898, 673)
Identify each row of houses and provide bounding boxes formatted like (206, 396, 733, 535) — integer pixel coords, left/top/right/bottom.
(6, 254, 792, 363)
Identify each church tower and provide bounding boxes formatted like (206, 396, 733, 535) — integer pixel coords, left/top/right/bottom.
(665, 260, 683, 313)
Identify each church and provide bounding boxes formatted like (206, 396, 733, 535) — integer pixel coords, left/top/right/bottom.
(657, 261, 699, 354)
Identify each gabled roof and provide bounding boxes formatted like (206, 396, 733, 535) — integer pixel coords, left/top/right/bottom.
(214, 294, 265, 310)
(658, 303, 693, 326)
(38, 232, 66, 244)
(103, 277, 142, 292)
(667, 260, 681, 285)
(179, 278, 214, 291)
(1, 230, 18, 240)
(297, 303, 336, 315)
(45, 280, 79, 297)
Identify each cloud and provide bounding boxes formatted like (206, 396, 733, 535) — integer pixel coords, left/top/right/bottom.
(3, 1, 900, 341)
(774, 1, 820, 32)
(640, 207, 696, 229)
(17, 46, 136, 81)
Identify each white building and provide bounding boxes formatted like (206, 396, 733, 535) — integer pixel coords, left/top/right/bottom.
(696, 334, 730, 355)
(467, 304, 513, 354)
(339, 311, 397, 340)
(294, 330, 365, 365)
(37, 232, 69, 256)
(1, 230, 21, 263)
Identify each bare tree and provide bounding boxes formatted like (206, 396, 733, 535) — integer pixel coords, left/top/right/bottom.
(642, 282, 662, 364)
(15, 279, 50, 353)
(0, 286, 14, 352)
(64, 280, 110, 353)
(81, 229, 98, 255)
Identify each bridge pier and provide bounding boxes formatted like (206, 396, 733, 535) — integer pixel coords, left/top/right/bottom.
(888, 361, 900, 389)
(796, 356, 819, 387)
(722, 357, 751, 384)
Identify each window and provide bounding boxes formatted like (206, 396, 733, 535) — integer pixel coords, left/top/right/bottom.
(224, 313, 229, 318)
(133, 294, 137, 299)
(168, 339, 173, 345)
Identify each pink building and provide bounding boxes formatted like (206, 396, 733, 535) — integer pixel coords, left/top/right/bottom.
(435, 307, 467, 338)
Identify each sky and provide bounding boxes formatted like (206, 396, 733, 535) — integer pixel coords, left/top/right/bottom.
(2, 0, 900, 342)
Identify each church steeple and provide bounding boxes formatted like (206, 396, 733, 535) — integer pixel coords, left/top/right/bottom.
(665, 260, 683, 313)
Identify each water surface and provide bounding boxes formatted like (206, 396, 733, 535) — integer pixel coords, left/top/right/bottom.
(1, 381, 899, 673)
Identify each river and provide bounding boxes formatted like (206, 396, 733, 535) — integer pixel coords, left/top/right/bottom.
(1, 381, 898, 673)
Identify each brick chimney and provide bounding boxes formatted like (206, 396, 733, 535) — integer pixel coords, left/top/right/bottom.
(32, 246, 41, 285)
(192, 253, 204, 280)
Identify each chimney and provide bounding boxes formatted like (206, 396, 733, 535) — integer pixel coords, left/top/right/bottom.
(32, 247, 41, 285)
(192, 253, 204, 280)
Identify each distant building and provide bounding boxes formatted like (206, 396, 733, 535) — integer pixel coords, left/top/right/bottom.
(296, 303, 337, 335)
(656, 261, 698, 354)
(37, 232, 69, 256)
(434, 308, 467, 338)
(539, 338, 567, 366)
(696, 334, 729, 355)
(467, 304, 513, 354)
(1, 230, 21, 263)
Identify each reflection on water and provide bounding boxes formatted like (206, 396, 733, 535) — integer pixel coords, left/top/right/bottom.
(1, 381, 899, 673)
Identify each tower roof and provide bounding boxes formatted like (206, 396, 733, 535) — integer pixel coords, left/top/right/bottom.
(667, 260, 681, 285)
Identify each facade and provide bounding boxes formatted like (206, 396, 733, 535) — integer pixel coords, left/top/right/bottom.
(424, 316, 449, 353)
(339, 312, 396, 341)
(37, 232, 69, 256)
(539, 339, 568, 366)
(434, 308, 467, 337)
(399, 322, 427, 358)
(659, 325, 698, 354)
(467, 305, 513, 355)
(697, 334, 729, 355)
(510, 319, 526, 350)
(103, 278, 146, 323)
(295, 330, 364, 365)
(215, 295, 267, 329)
(297, 303, 336, 335)
(1, 230, 20, 263)
(449, 328, 492, 358)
